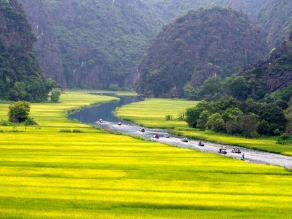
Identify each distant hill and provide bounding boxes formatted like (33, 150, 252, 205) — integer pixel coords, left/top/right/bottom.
(18, 0, 268, 90)
(19, 0, 152, 89)
(145, 0, 268, 23)
(238, 31, 292, 100)
(258, 0, 292, 50)
(136, 7, 268, 97)
(0, 0, 50, 102)
(17, 0, 66, 87)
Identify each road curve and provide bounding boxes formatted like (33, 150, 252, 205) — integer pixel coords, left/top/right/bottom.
(96, 121, 292, 170)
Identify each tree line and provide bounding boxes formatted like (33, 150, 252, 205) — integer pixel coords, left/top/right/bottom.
(185, 97, 287, 137)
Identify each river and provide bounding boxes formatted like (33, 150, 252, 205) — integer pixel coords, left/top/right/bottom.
(69, 95, 292, 170)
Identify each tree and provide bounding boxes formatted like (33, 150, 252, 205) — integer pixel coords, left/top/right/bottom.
(9, 82, 27, 101)
(207, 113, 225, 132)
(258, 104, 287, 133)
(197, 76, 222, 100)
(225, 119, 241, 134)
(257, 120, 270, 135)
(185, 107, 203, 128)
(51, 88, 62, 103)
(223, 75, 249, 101)
(276, 99, 289, 110)
(183, 83, 196, 100)
(239, 113, 258, 137)
(45, 78, 59, 92)
(8, 101, 30, 122)
(197, 110, 209, 130)
(221, 107, 243, 122)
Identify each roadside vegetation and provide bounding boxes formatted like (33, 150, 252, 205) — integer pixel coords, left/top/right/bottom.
(1, 91, 292, 218)
(116, 98, 292, 156)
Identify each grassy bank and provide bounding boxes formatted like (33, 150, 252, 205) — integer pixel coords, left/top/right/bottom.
(0, 92, 292, 218)
(116, 98, 292, 156)
(115, 98, 197, 128)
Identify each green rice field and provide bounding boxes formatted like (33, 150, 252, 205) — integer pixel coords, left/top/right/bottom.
(115, 98, 197, 128)
(1, 91, 292, 218)
(116, 98, 292, 156)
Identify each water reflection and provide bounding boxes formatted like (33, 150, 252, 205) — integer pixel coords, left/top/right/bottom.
(69, 96, 138, 124)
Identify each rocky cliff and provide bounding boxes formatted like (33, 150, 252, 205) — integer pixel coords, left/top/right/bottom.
(137, 7, 268, 97)
(258, 0, 292, 50)
(18, 0, 66, 87)
(238, 31, 292, 99)
(18, 0, 269, 89)
(0, 0, 51, 102)
(19, 0, 152, 89)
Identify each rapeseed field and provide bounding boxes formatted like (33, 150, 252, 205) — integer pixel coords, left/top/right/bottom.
(0, 91, 292, 218)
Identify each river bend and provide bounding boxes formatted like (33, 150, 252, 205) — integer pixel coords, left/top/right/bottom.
(69, 96, 292, 170)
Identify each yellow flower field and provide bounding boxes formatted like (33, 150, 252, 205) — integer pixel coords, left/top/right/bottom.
(0, 91, 292, 218)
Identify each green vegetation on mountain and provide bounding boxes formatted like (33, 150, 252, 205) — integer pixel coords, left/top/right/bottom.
(169, 30, 292, 139)
(227, 30, 292, 101)
(146, 0, 268, 23)
(18, 0, 153, 89)
(18, 0, 269, 89)
(0, 0, 55, 102)
(17, 0, 66, 86)
(258, 0, 292, 50)
(137, 7, 268, 98)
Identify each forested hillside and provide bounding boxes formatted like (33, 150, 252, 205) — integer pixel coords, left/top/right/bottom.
(0, 0, 52, 102)
(17, 0, 65, 86)
(235, 31, 292, 100)
(144, 0, 268, 23)
(18, 0, 269, 89)
(137, 7, 268, 98)
(258, 0, 292, 50)
(19, 0, 152, 89)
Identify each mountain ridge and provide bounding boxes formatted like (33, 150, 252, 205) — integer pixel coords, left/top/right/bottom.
(18, 0, 270, 89)
(137, 7, 268, 97)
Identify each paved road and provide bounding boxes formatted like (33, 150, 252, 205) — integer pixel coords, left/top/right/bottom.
(96, 121, 292, 170)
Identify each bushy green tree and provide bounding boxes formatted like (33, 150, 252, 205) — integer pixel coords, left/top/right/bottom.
(185, 107, 203, 128)
(225, 119, 241, 134)
(222, 107, 243, 122)
(197, 76, 222, 100)
(276, 99, 289, 110)
(239, 113, 258, 137)
(207, 113, 225, 132)
(9, 82, 27, 101)
(257, 120, 270, 135)
(223, 75, 249, 101)
(183, 83, 196, 100)
(258, 104, 287, 133)
(51, 89, 62, 103)
(197, 110, 209, 130)
(8, 101, 30, 123)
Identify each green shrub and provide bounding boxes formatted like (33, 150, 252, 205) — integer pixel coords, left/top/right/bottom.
(24, 117, 37, 126)
(176, 112, 185, 121)
(165, 115, 172, 121)
(277, 133, 292, 145)
(59, 129, 71, 133)
(0, 119, 10, 126)
(72, 129, 84, 133)
(51, 89, 62, 103)
(8, 101, 30, 122)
